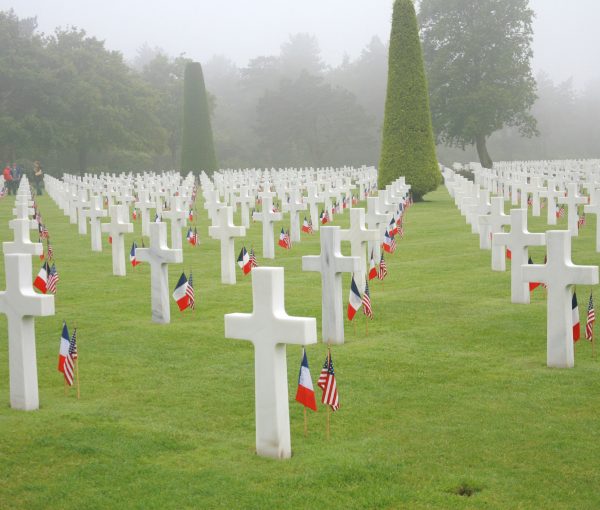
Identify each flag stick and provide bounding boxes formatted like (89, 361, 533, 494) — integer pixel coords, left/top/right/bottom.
(303, 406, 308, 437)
(326, 405, 330, 440)
(75, 358, 80, 400)
(593, 336, 596, 360)
(365, 315, 369, 337)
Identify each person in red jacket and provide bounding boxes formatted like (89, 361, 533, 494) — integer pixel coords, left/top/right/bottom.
(2, 164, 13, 195)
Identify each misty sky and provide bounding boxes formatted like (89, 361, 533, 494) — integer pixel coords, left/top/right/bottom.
(2, 0, 599, 89)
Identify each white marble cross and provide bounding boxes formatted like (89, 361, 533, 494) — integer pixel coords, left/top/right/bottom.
(233, 186, 255, 228)
(101, 205, 134, 276)
(136, 222, 183, 323)
(540, 180, 561, 226)
(135, 190, 154, 237)
(208, 206, 246, 284)
(302, 226, 360, 344)
(286, 193, 307, 243)
(558, 183, 587, 236)
(492, 209, 546, 304)
(0, 254, 55, 410)
(87, 195, 107, 252)
(252, 194, 283, 259)
(77, 189, 90, 235)
(481, 197, 510, 269)
(224, 267, 317, 459)
(161, 195, 188, 250)
(3, 204, 42, 257)
(305, 184, 322, 231)
(365, 196, 388, 263)
(522, 231, 598, 368)
(584, 188, 600, 252)
(338, 208, 380, 291)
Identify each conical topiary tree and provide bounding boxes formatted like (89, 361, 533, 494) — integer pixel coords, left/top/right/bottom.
(378, 0, 440, 201)
(181, 61, 218, 173)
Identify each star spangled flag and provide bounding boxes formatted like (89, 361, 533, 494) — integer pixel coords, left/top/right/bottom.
(47, 240, 53, 261)
(573, 292, 581, 342)
(528, 257, 541, 291)
(47, 263, 59, 294)
(278, 228, 291, 249)
(249, 247, 258, 268)
(63, 328, 77, 386)
(578, 214, 586, 229)
(388, 217, 398, 237)
(347, 275, 362, 320)
(237, 246, 252, 274)
(320, 209, 329, 225)
(172, 272, 190, 311)
(285, 229, 292, 249)
(318, 351, 339, 411)
(130, 242, 141, 266)
(33, 261, 50, 293)
(586, 291, 595, 341)
(368, 250, 378, 280)
(378, 253, 388, 280)
(527, 196, 533, 207)
(58, 322, 70, 373)
(295, 349, 317, 411)
(186, 271, 195, 310)
(382, 230, 396, 253)
(39, 222, 49, 239)
(557, 206, 565, 218)
(362, 280, 373, 319)
(302, 216, 311, 233)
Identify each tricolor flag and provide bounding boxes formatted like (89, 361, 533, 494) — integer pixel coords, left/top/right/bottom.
(237, 246, 252, 275)
(130, 242, 141, 267)
(186, 271, 195, 310)
(368, 250, 378, 280)
(382, 230, 396, 253)
(278, 228, 291, 249)
(191, 227, 199, 245)
(362, 280, 373, 319)
(506, 248, 512, 260)
(586, 291, 595, 342)
(302, 216, 311, 233)
(572, 292, 581, 342)
(378, 253, 388, 280)
(47, 263, 59, 294)
(186, 227, 192, 242)
(172, 272, 190, 311)
(33, 261, 50, 293)
(58, 322, 70, 374)
(528, 257, 541, 291)
(318, 351, 339, 411)
(320, 209, 329, 225)
(388, 217, 398, 237)
(188, 209, 194, 222)
(132, 209, 138, 220)
(347, 275, 362, 320)
(154, 213, 161, 223)
(295, 349, 317, 411)
(108, 235, 112, 244)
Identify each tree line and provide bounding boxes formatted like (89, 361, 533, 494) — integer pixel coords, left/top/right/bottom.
(1, 4, 599, 174)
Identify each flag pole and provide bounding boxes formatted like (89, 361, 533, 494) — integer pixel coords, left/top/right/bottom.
(303, 406, 308, 437)
(75, 358, 80, 399)
(365, 315, 369, 337)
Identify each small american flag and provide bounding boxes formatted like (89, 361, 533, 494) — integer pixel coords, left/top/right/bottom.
(578, 214, 586, 228)
(69, 328, 78, 361)
(39, 223, 49, 239)
(362, 280, 373, 319)
(586, 291, 595, 342)
(285, 230, 292, 249)
(527, 196, 533, 207)
(318, 351, 339, 411)
(249, 248, 258, 268)
(557, 206, 565, 218)
(378, 254, 388, 280)
(47, 264, 59, 294)
(47, 240, 53, 260)
(186, 271, 195, 310)
(64, 328, 77, 386)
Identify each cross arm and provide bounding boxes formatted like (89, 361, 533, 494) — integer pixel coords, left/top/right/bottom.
(301, 255, 322, 273)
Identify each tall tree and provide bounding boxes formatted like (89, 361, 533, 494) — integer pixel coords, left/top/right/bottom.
(181, 61, 218, 173)
(379, 0, 440, 200)
(419, 0, 537, 168)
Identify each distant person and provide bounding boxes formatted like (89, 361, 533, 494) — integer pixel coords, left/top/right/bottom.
(33, 160, 44, 195)
(3, 163, 13, 195)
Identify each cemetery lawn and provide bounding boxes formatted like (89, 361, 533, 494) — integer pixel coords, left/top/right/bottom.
(2, 186, 600, 509)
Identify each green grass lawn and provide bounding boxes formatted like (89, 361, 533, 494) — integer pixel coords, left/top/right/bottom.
(1, 185, 600, 509)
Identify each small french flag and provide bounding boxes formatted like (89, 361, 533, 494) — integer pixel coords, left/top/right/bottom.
(172, 272, 190, 311)
(33, 262, 49, 294)
(58, 322, 70, 373)
(130, 242, 141, 267)
(347, 275, 363, 321)
(295, 349, 317, 411)
(572, 292, 581, 342)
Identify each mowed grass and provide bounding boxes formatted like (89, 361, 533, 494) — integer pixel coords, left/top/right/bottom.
(1, 185, 600, 509)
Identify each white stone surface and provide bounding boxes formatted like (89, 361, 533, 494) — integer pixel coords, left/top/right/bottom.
(3, 203, 42, 257)
(208, 206, 246, 285)
(522, 231, 598, 368)
(136, 222, 183, 323)
(0, 254, 55, 410)
(224, 267, 317, 459)
(302, 226, 360, 344)
(484, 197, 510, 270)
(558, 183, 587, 236)
(584, 188, 600, 252)
(252, 195, 283, 259)
(492, 209, 545, 303)
(101, 205, 133, 276)
(88, 195, 107, 252)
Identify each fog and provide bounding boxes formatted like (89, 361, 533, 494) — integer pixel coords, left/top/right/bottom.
(2, 0, 599, 90)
